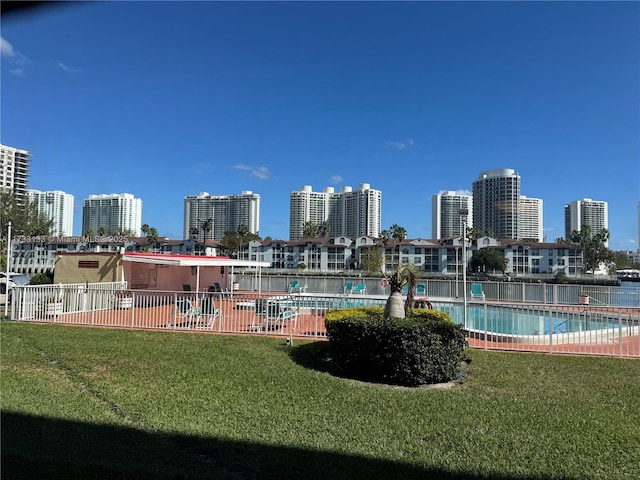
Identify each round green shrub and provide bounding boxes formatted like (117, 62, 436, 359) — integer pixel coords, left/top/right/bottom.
(324, 307, 466, 387)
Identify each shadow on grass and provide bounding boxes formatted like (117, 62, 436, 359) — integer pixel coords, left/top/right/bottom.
(1, 411, 572, 480)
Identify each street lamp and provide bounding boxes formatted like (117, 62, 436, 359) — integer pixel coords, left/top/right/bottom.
(458, 209, 468, 329)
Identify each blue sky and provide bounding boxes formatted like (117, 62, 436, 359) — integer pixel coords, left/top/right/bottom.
(2, 1, 638, 249)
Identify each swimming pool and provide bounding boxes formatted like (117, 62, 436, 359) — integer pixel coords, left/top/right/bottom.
(435, 303, 620, 336)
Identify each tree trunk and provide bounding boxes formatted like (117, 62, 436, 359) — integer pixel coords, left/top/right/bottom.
(384, 291, 405, 319)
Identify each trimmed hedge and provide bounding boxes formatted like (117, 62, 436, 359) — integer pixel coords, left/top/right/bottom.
(325, 307, 466, 386)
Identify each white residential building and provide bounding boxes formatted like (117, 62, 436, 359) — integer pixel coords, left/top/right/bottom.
(82, 193, 142, 236)
(0, 144, 30, 203)
(519, 196, 543, 242)
(432, 191, 473, 239)
(289, 184, 381, 240)
(564, 198, 608, 243)
(26, 189, 74, 237)
(472, 169, 521, 239)
(183, 191, 260, 241)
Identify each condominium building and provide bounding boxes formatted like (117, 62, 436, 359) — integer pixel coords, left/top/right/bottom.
(289, 184, 381, 241)
(183, 191, 260, 241)
(564, 198, 608, 241)
(518, 196, 543, 242)
(82, 193, 142, 236)
(472, 169, 520, 239)
(0, 144, 30, 203)
(432, 191, 473, 239)
(26, 189, 74, 237)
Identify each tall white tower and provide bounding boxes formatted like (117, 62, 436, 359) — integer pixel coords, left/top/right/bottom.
(82, 193, 142, 236)
(432, 191, 473, 239)
(289, 184, 381, 240)
(27, 189, 74, 236)
(183, 191, 260, 241)
(472, 169, 520, 239)
(564, 198, 608, 242)
(519, 196, 543, 242)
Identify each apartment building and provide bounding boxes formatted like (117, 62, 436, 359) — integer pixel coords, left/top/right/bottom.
(183, 191, 260, 241)
(432, 191, 473, 239)
(518, 196, 543, 242)
(0, 143, 30, 203)
(290, 184, 381, 240)
(82, 193, 142, 236)
(26, 189, 74, 237)
(564, 198, 608, 244)
(472, 169, 520, 239)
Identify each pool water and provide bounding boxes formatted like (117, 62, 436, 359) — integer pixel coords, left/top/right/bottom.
(434, 303, 618, 336)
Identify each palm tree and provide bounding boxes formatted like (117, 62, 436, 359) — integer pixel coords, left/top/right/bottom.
(199, 218, 213, 255)
(389, 224, 407, 271)
(383, 263, 416, 319)
(189, 227, 198, 240)
(318, 221, 330, 237)
(97, 226, 106, 236)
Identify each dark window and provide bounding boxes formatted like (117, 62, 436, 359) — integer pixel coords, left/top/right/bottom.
(78, 260, 99, 269)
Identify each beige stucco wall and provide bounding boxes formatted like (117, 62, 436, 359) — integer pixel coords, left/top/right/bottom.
(54, 253, 123, 284)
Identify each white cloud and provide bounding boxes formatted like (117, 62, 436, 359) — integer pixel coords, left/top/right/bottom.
(329, 175, 343, 185)
(233, 164, 270, 180)
(57, 61, 81, 73)
(1, 37, 15, 57)
(385, 138, 415, 150)
(1, 36, 31, 75)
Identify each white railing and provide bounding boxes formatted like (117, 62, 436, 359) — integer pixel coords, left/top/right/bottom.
(237, 275, 640, 308)
(6, 284, 639, 358)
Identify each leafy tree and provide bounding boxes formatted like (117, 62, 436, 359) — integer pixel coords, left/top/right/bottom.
(360, 247, 384, 275)
(302, 221, 319, 238)
(470, 248, 508, 273)
(220, 225, 260, 258)
(0, 191, 53, 238)
(29, 272, 53, 285)
(569, 226, 613, 273)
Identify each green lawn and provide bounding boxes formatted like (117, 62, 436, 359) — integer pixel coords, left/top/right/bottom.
(2, 322, 639, 479)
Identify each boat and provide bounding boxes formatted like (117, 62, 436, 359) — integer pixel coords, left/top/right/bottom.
(616, 269, 640, 282)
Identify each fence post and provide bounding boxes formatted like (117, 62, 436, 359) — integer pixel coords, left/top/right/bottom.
(618, 309, 623, 358)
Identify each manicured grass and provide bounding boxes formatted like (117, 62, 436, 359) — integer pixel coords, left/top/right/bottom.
(2, 322, 639, 479)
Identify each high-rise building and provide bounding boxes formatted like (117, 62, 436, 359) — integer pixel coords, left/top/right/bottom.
(0, 144, 30, 203)
(519, 196, 543, 242)
(472, 169, 520, 239)
(183, 191, 260, 241)
(564, 198, 608, 242)
(432, 191, 473, 239)
(82, 193, 142, 236)
(289, 184, 381, 240)
(27, 189, 74, 237)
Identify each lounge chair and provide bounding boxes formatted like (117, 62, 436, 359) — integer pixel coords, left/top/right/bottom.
(352, 283, 366, 295)
(344, 281, 354, 295)
(253, 298, 299, 332)
(174, 297, 220, 330)
(199, 294, 221, 329)
(471, 283, 486, 300)
(174, 298, 199, 328)
(289, 279, 307, 294)
(208, 282, 227, 295)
